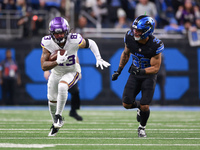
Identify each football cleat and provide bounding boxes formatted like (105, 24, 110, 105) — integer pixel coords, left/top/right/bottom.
(48, 124, 59, 136)
(69, 110, 83, 121)
(53, 114, 64, 128)
(136, 109, 141, 122)
(138, 127, 147, 137)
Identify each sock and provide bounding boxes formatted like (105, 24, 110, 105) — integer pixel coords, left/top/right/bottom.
(139, 124, 146, 129)
(48, 101, 57, 122)
(55, 83, 68, 116)
(140, 109, 150, 127)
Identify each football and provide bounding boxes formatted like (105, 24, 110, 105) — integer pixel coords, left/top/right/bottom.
(49, 49, 66, 61)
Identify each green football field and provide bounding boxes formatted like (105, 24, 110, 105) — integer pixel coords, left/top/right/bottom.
(0, 106, 200, 150)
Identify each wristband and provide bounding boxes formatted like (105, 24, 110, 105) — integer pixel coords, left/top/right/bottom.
(117, 67, 123, 74)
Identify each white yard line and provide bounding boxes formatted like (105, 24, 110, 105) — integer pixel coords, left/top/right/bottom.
(0, 137, 200, 140)
(1, 128, 200, 130)
(0, 143, 54, 148)
(0, 122, 199, 125)
(0, 143, 200, 148)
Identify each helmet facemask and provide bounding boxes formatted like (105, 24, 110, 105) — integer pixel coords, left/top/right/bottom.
(132, 25, 143, 41)
(50, 29, 68, 44)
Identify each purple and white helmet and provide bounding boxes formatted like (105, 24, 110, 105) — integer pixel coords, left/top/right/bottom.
(49, 17, 70, 44)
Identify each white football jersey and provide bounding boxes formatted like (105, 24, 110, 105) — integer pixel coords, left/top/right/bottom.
(41, 33, 82, 75)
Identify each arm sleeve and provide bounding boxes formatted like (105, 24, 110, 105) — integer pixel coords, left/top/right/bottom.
(88, 39, 101, 60)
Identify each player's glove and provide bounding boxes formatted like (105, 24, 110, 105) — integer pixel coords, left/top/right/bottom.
(96, 58, 111, 70)
(112, 67, 123, 81)
(128, 65, 145, 75)
(56, 51, 68, 64)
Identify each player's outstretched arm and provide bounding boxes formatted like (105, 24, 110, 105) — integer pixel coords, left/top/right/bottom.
(112, 45, 130, 81)
(79, 38, 111, 70)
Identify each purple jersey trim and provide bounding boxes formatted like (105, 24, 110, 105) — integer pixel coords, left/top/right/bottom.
(69, 72, 79, 88)
(41, 43, 44, 47)
(78, 37, 83, 45)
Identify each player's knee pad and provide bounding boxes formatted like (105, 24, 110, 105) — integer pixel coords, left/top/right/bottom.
(122, 96, 132, 104)
(123, 103, 133, 109)
(58, 83, 69, 100)
(123, 96, 137, 109)
(122, 97, 132, 109)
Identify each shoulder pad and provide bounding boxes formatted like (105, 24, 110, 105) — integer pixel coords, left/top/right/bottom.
(124, 30, 133, 43)
(156, 42, 164, 54)
(41, 35, 52, 48)
(127, 30, 133, 36)
(68, 33, 82, 44)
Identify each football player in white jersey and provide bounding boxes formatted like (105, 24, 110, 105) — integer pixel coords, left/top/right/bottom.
(40, 17, 110, 136)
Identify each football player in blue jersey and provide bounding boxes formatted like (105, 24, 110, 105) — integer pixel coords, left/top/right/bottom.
(112, 15, 164, 137)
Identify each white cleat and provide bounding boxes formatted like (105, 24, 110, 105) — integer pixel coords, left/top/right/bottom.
(53, 114, 64, 128)
(48, 124, 59, 136)
(138, 127, 147, 137)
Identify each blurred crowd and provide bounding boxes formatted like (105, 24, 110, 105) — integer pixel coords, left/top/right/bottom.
(77, 0, 200, 33)
(0, 0, 67, 36)
(1, 0, 200, 37)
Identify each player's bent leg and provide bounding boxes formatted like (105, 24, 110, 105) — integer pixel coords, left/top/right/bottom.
(54, 82, 69, 128)
(122, 103, 132, 109)
(122, 101, 140, 109)
(138, 105, 150, 137)
(48, 100, 59, 136)
(140, 105, 150, 127)
(48, 101, 57, 122)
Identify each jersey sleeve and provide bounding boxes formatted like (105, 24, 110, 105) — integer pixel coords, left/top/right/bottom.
(124, 30, 134, 50)
(124, 30, 132, 45)
(156, 41, 164, 55)
(124, 33, 127, 44)
(68, 33, 83, 46)
(151, 35, 164, 55)
(41, 38, 45, 48)
(41, 35, 52, 49)
(78, 34, 83, 46)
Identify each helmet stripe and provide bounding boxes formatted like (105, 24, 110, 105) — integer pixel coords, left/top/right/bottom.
(134, 15, 147, 25)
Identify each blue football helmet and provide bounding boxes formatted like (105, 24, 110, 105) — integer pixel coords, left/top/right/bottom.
(49, 17, 70, 44)
(131, 15, 155, 40)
